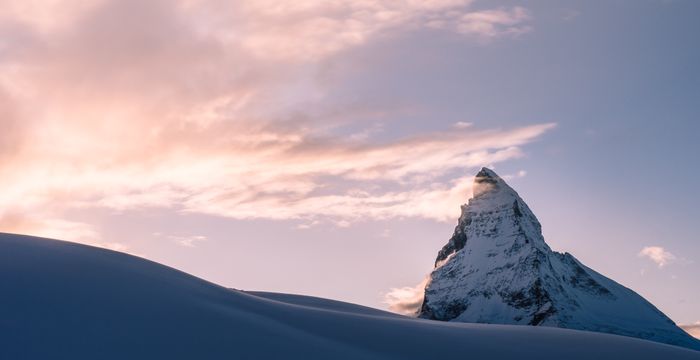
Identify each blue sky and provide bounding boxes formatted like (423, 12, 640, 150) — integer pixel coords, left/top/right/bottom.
(0, 0, 698, 330)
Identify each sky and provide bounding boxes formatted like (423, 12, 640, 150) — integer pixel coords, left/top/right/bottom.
(0, 0, 698, 333)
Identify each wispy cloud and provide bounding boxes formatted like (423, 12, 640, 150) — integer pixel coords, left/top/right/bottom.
(680, 322, 700, 339)
(0, 212, 128, 252)
(638, 246, 677, 268)
(456, 6, 531, 39)
(0, 117, 555, 234)
(170, 235, 207, 248)
(0, 0, 545, 244)
(502, 169, 527, 180)
(152, 232, 208, 248)
(191, 0, 533, 61)
(383, 277, 429, 316)
(453, 121, 474, 129)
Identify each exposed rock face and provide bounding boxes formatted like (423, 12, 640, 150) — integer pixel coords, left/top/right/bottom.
(418, 168, 700, 350)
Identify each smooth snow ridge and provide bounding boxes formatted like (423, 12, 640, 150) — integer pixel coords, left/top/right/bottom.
(1, 233, 698, 359)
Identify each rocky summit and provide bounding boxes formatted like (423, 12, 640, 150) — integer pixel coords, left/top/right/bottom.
(418, 168, 700, 350)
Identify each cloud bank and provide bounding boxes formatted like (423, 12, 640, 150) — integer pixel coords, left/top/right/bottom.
(0, 0, 545, 247)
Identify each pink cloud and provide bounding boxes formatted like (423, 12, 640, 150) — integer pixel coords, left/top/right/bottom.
(0, 0, 546, 242)
(639, 246, 676, 268)
(384, 277, 429, 316)
(0, 211, 127, 252)
(681, 322, 700, 339)
(457, 7, 531, 39)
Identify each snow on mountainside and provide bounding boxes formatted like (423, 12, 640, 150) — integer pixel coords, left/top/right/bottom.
(1, 233, 698, 359)
(419, 168, 700, 351)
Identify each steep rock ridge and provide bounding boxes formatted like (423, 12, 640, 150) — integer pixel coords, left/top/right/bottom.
(418, 168, 700, 350)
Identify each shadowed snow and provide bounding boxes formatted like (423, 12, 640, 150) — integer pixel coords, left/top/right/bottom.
(0, 233, 698, 359)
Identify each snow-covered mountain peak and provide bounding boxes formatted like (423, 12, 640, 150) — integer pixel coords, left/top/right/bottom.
(419, 168, 700, 351)
(468, 168, 529, 212)
(472, 167, 515, 201)
(433, 168, 548, 268)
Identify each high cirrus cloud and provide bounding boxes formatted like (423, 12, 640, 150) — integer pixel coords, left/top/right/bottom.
(0, 0, 545, 247)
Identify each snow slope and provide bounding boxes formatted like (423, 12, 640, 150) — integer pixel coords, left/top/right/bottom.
(247, 291, 404, 318)
(1, 233, 698, 359)
(419, 168, 700, 350)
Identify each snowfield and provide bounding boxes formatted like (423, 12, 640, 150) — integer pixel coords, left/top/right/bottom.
(1, 233, 698, 359)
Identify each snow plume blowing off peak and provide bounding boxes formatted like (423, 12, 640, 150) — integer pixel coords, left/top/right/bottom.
(472, 167, 508, 199)
(416, 168, 700, 351)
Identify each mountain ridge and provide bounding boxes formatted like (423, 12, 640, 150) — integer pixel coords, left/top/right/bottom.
(418, 168, 700, 350)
